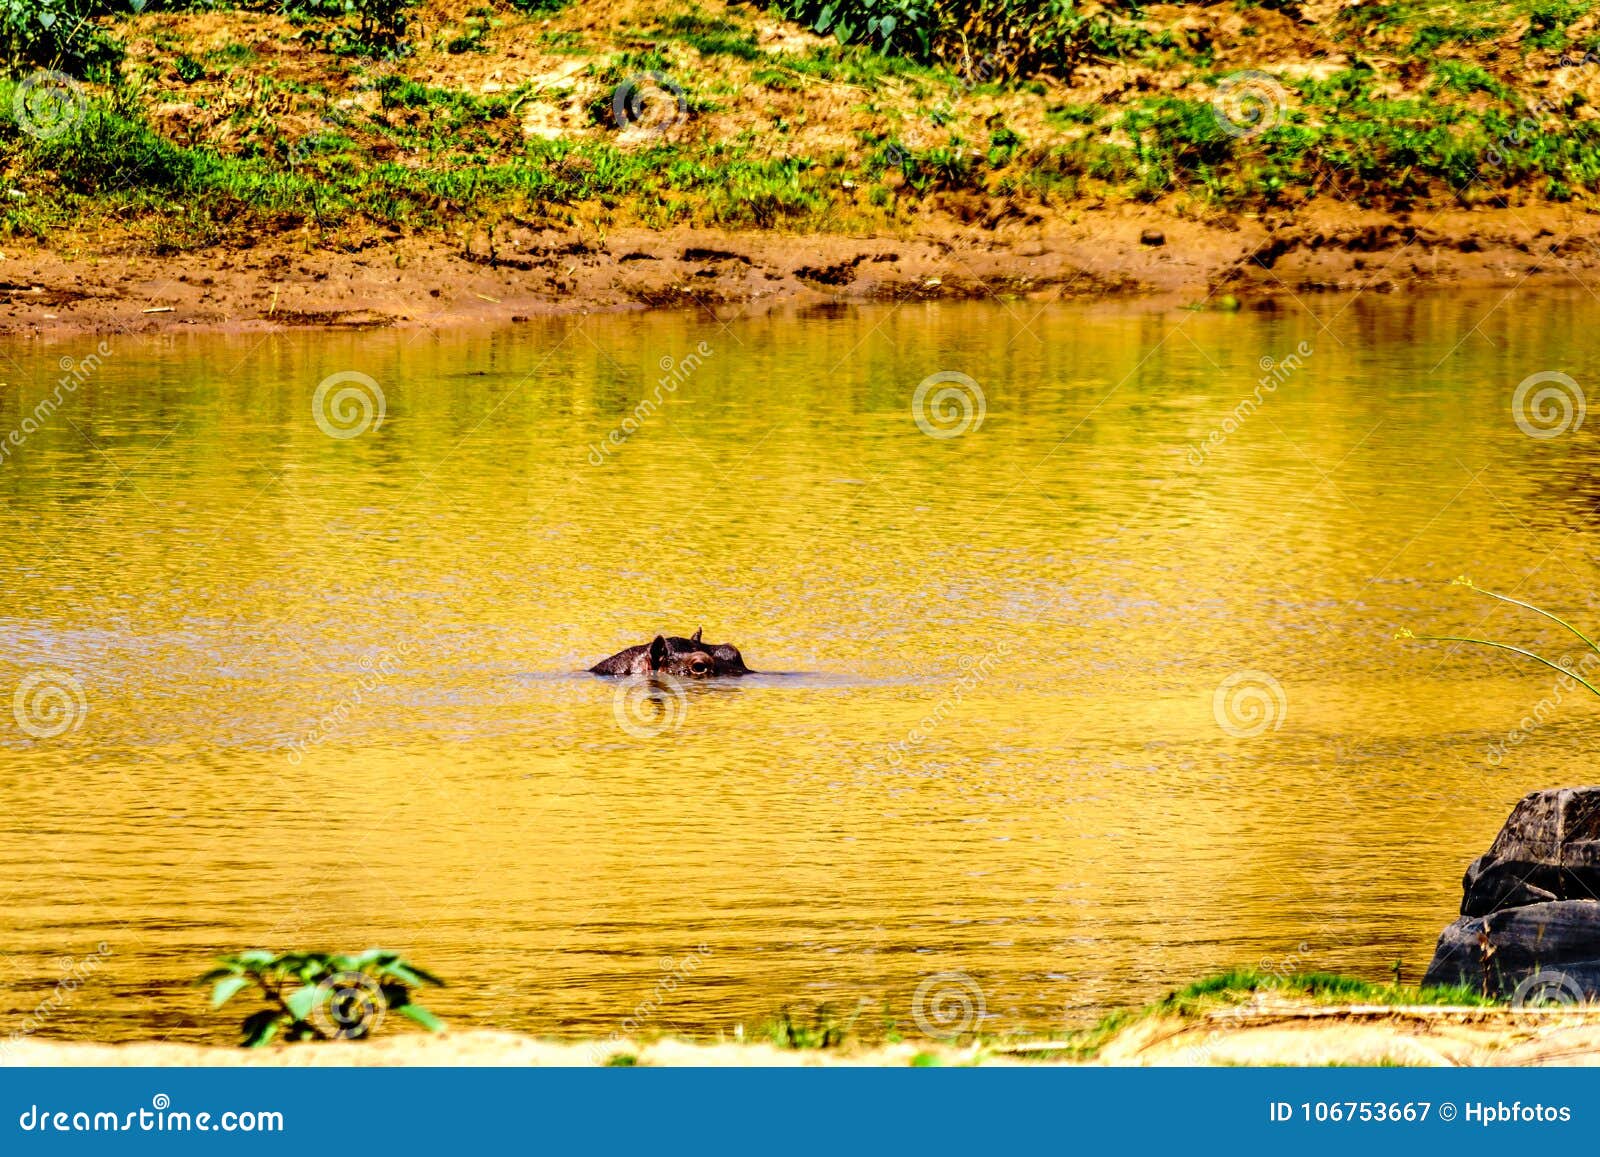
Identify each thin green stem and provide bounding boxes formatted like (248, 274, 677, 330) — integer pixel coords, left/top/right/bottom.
(1460, 583, 1600, 660)
(1408, 633, 1600, 701)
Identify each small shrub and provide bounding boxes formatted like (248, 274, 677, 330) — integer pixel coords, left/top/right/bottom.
(0, 0, 124, 78)
(762, 0, 1148, 80)
(199, 949, 445, 1047)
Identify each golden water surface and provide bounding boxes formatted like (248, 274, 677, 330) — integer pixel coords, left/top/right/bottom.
(3, 291, 1599, 1044)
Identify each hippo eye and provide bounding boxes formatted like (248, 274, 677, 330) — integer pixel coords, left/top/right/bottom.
(690, 658, 710, 674)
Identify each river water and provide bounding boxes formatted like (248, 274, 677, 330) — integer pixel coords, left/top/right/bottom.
(2, 291, 1596, 1043)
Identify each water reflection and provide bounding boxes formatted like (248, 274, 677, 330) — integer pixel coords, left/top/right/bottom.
(0, 290, 1598, 1042)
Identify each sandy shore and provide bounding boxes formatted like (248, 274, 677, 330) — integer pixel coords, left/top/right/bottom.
(4, 204, 1597, 337)
(0, 1032, 991, 1067)
(12, 1002, 1600, 1065)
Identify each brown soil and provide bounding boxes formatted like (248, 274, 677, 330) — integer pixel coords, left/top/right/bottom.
(12, 0, 1600, 334)
(8, 202, 1600, 336)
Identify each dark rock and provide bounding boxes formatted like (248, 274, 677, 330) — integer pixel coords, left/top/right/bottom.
(1460, 787, 1600, 916)
(1139, 229, 1166, 247)
(1421, 901, 1600, 1000)
(1422, 788, 1600, 1000)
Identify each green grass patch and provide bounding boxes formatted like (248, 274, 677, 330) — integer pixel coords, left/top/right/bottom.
(1031, 971, 1499, 1063)
(656, 11, 763, 60)
(760, 1004, 864, 1049)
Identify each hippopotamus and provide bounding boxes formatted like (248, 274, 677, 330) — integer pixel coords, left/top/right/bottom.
(588, 629, 752, 678)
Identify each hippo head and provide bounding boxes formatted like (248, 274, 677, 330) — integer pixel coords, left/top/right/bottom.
(648, 629, 752, 678)
(588, 629, 754, 678)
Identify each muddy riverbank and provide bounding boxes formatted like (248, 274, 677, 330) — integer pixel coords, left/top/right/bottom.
(4, 204, 1596, 336)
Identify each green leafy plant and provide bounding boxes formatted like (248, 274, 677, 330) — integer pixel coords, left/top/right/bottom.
(769, 0, 935, 59)
(0, 0, 123, 77)
(199, 949, 445, 1047)
(272, 0, 416, 56)
(762, 0, 1147, 80)
(1398, 576, 1600, 698)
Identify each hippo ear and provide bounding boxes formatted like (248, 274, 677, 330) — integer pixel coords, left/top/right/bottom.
(691, 627, 702, 644)
(648, 635, 670, 672)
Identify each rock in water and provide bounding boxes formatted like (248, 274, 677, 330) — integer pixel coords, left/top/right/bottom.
(1459, 787, 1600, 916)
(1422, 787, 1600, 1000)
(1423, 900, 1600, 999)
